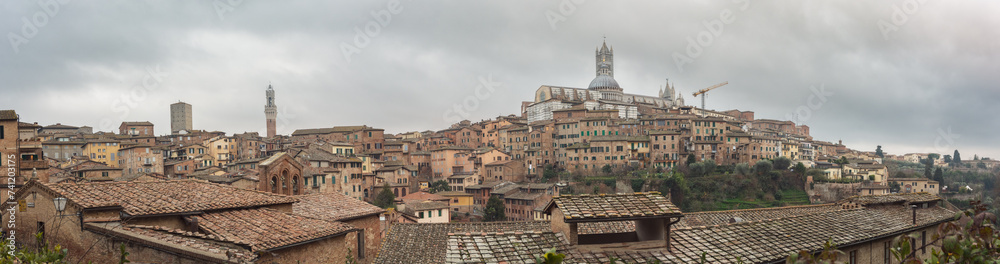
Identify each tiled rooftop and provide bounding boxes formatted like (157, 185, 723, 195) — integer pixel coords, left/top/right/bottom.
(446, 231, 569, 264)
(842, 192, 940, 206)
(86, 222, 256, 263)
(398, 191, 448, 202)
(293, 193, 385, 222)
(665, 205, 956, 263)
(404, 200, 450, 212)
(548, 192, 682, 222)
(374, 221, 550, 264)
(675, 204, 842, 228)
(0, 110, 17, 120)
(191, 207, 356, 252)
(579, 220, 635, 235)
(41, 179, 297, 216)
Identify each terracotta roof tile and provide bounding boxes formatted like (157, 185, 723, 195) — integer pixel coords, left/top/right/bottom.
(41, 179, 297, 216)
(548, 192, 682, 222)
(87, 223, 256, 263)
(0, 110, 17, 120)
(841, 192, 940, 206)
(293, 193, 385, 222)
(675, 203, 842, 228)
(191, 207, 356, 251)
(374, 221, 550, 264)
(663, 205, 956, 263)
(446, 231, 569, 263)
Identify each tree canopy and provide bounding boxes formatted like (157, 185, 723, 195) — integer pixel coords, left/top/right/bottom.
(428, 180, 450, 193)
(374, 184, 396, 209)
(773, 156, 792, 170)
(484, 196, 505, 221)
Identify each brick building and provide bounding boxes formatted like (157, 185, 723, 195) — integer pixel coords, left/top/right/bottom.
(118, 121, 154, 136)
(258, 152, 304, 195)
(5, 180, 368, 263)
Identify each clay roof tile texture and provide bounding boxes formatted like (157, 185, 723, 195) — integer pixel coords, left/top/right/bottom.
(43, 179, 297, 216)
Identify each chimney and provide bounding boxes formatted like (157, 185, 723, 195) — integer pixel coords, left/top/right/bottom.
(185, 217, 200, 232)
(911, 204, 918, 225)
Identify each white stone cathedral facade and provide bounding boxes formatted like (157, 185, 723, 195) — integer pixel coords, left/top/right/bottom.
(525, 41, 686, 123)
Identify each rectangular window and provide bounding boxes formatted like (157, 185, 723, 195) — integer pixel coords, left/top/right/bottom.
(922, 231, 927, 254)
(357, 230, 365, 259)
(883, 242, 891, 263)
(418, 212, 424, 218)
(848, 250, 856, 264)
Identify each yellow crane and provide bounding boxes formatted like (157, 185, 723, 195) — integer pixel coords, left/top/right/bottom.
(692, 81, 729, 109)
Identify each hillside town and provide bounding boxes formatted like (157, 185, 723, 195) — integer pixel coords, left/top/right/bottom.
(1, 40, 996, 263)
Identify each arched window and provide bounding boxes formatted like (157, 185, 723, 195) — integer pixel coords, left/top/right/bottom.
(393, 188, 399, 197)
(292, 176, 299, 195)
(270, 176, 278, 193)
(363, 189, 369, 198)
(281, 170, 288, 191)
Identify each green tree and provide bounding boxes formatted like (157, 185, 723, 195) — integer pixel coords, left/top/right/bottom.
(933, 167, 944, 184)
(542, 164, 559, 182)
(943, 155, 952, 163)
(659, 173, 689, 210)
(602, 164, 612, 174)
(974, 154, 979, 161)
(773, 156, 792, 170)
(875, 145, 884, 158)
(923, 156, 935, 179)
(793, 162, 807, 177)
(428, 180, 450, 193)
(754, 160, 773, 175)
(702, 159, 717, 175)
(953, 150, 962, 165)
(734, 163, 751, 176)
(374, 183, 396, 209)
(0, 232, 68, 264)
(890, 201, 999, 263)
(686, 154, 696, 165)
(484, 195, 505, 221)
(688, 162, 705, 178)
(977, 162, 987, 169)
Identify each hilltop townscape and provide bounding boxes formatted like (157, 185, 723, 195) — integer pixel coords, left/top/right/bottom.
(1, 41, 997, 263)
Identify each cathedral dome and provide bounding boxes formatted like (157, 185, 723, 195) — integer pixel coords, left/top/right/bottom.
(588, 74, 620, 90)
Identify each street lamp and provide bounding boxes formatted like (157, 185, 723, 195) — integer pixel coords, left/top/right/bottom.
(53, 197, 67, 214)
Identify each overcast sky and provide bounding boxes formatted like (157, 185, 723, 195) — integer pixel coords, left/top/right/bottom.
(1, 1, 997, 158)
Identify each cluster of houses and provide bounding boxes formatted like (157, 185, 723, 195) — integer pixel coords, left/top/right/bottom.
(0, 103, 973, 263)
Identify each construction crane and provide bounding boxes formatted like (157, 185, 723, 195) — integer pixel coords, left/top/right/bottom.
(692, 81, 729, 110)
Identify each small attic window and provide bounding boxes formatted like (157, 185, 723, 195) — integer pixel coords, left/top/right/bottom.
(728, 217, 744, 224)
